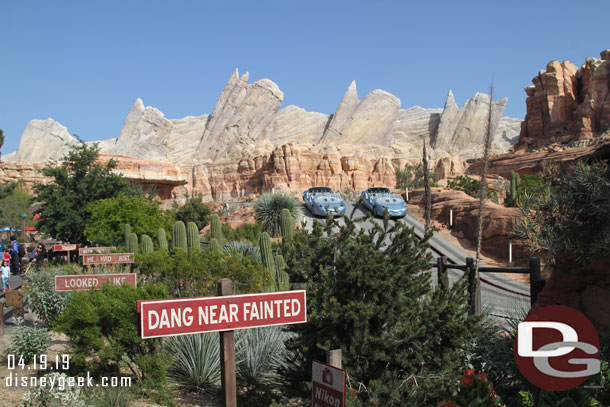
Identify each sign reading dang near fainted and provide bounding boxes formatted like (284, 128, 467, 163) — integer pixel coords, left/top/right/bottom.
(312, 361, 346, 407)
(138, 290, 306, 338)
(55, 273, 137, 291)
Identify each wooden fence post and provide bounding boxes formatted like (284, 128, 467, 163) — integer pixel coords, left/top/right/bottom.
(529, 257, 544, 307)
(218, 279, 237, 407)
(326, 349, 342, 369)
(467, 257, 481, 315)
(437, 256, 448, 290)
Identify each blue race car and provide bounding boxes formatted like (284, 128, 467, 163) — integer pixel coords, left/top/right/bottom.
(361, 187, 407, 218)
(303, 187, 346, 217)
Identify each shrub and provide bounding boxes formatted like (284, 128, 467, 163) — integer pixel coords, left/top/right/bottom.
(172, 195, 212, 230)
(254, 194, 302, 237)
(395, 162, 439, 190)
(84, 387, 135, 407)
(220, 222, 262, 244)
(515, 160, 610, 265)
(165, 332, 220, 394)
(447, 175, 485, 198)
(135, 249, 269, 297)
(6, 317, 51, 364)
(282, 218, 480, 405)
(23, 267, 72, 325)
(52, 283, 170, 393)
(21, 372, 86, 407)
(236, 326, 291, 386)
(84, 195, 174, 246)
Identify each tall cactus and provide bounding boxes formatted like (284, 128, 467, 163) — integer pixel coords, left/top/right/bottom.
(173, 221, 187, 251)
(209, 238, 221, 252)
(210, 214, 223, 244)
(280, 208, 294, 243)
(128, 232, 139, 254)
(124, 224, 131, 248)
(157, 228, 168, 251)
(507, 171, 522, 207)
(141, 234, 153, 253)
(275, 254, 290, 291)
(187, 222, 200, 252)
(259, 232, 276, 288)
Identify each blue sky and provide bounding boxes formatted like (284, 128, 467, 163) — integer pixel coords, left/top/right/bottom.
(1, 1, 608, 154)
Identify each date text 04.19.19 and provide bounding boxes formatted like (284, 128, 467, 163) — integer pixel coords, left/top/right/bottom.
(7, 354, 70, 371)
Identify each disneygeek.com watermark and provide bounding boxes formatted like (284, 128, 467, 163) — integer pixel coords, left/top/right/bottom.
(4, 372, 132, 389)
(3, 354, 131, 390)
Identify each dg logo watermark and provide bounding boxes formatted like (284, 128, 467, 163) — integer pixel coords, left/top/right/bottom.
(514, 305, 600, 391)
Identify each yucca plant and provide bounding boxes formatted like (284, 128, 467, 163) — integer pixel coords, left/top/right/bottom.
(165, 333, 220, 394)
(235, 326, 292, 386)
(223, 240, 261, 263)
(254, 193, 301, 237)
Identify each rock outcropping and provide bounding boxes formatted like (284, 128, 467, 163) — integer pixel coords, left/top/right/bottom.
(8, 69, 521, 167)
(516, 49, 610, 151)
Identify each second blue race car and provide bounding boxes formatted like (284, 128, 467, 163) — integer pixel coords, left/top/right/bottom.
(361, 187, 407, 218)
(303, 187, 346, 217)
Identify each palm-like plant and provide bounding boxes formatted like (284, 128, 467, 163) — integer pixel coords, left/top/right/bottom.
(254, 193, 302, 237)
(165, 333, 220, 393)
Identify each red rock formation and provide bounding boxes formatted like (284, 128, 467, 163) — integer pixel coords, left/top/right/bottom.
(516, 50, 610, 151)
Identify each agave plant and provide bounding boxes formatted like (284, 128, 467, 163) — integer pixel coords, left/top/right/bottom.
(223, 240, 262, 263)
(165, 332, 220, 393)
(254, 193, 302, 237)
(235, 326, 292, 385)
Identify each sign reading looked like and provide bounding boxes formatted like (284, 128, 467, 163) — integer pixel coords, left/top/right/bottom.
(55, 273, 137, 291)
(312, 361, 346, 407)
(138, 290, 306, 338)
(82, 253, 134, 265)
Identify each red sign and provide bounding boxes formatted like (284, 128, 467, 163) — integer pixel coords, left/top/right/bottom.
(79, 246, 116, 255)
(53, 244, 78, 251)
(138, 290, 306, 339)
(82, 253, 134, 265)
(312, 361, 346, 407)
(55, 273, 137, 291)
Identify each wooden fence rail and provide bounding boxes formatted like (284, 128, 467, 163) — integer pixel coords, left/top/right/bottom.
(430, 256, 545, 315)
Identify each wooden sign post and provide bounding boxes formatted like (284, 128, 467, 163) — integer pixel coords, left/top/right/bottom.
(53, 244, 78, 264)
(312, 360, 346, 407)
(137, 281, 307, 407)
(218, 279, 236, 407)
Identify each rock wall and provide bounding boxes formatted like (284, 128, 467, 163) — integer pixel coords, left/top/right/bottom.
(516, 49, 610, 151)
(7, 68, 521, 167)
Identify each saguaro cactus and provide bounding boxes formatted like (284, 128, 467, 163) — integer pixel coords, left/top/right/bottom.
(259, 232, 276, 288)
(187, 222, 200, 252)
(280, 208, 294, 243)
(275, 254, 290, 291)
(141, 234, 153, 253)
(124, 224, 132, 248)
(157, 228, 168, 250)
(506, 171, 521, 207)
(210, 214, 223, 244)
(173, 221, 187, 251)
(128, 232, 139, 254)
(209, 238, 221, 252)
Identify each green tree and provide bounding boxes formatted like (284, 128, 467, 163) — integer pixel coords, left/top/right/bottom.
(84, 195, 174, 246)
(0, 181, 34, 229)
(33, 141, 127, 244)
(282, 218, 479, 405)
(172, 195, 212, 230)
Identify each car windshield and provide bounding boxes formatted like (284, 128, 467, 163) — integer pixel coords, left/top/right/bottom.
(368, 187, 391, 194)
(310, 187, 333, 194)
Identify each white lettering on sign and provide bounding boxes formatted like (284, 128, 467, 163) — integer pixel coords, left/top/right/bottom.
(139, 290, 307, 338)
